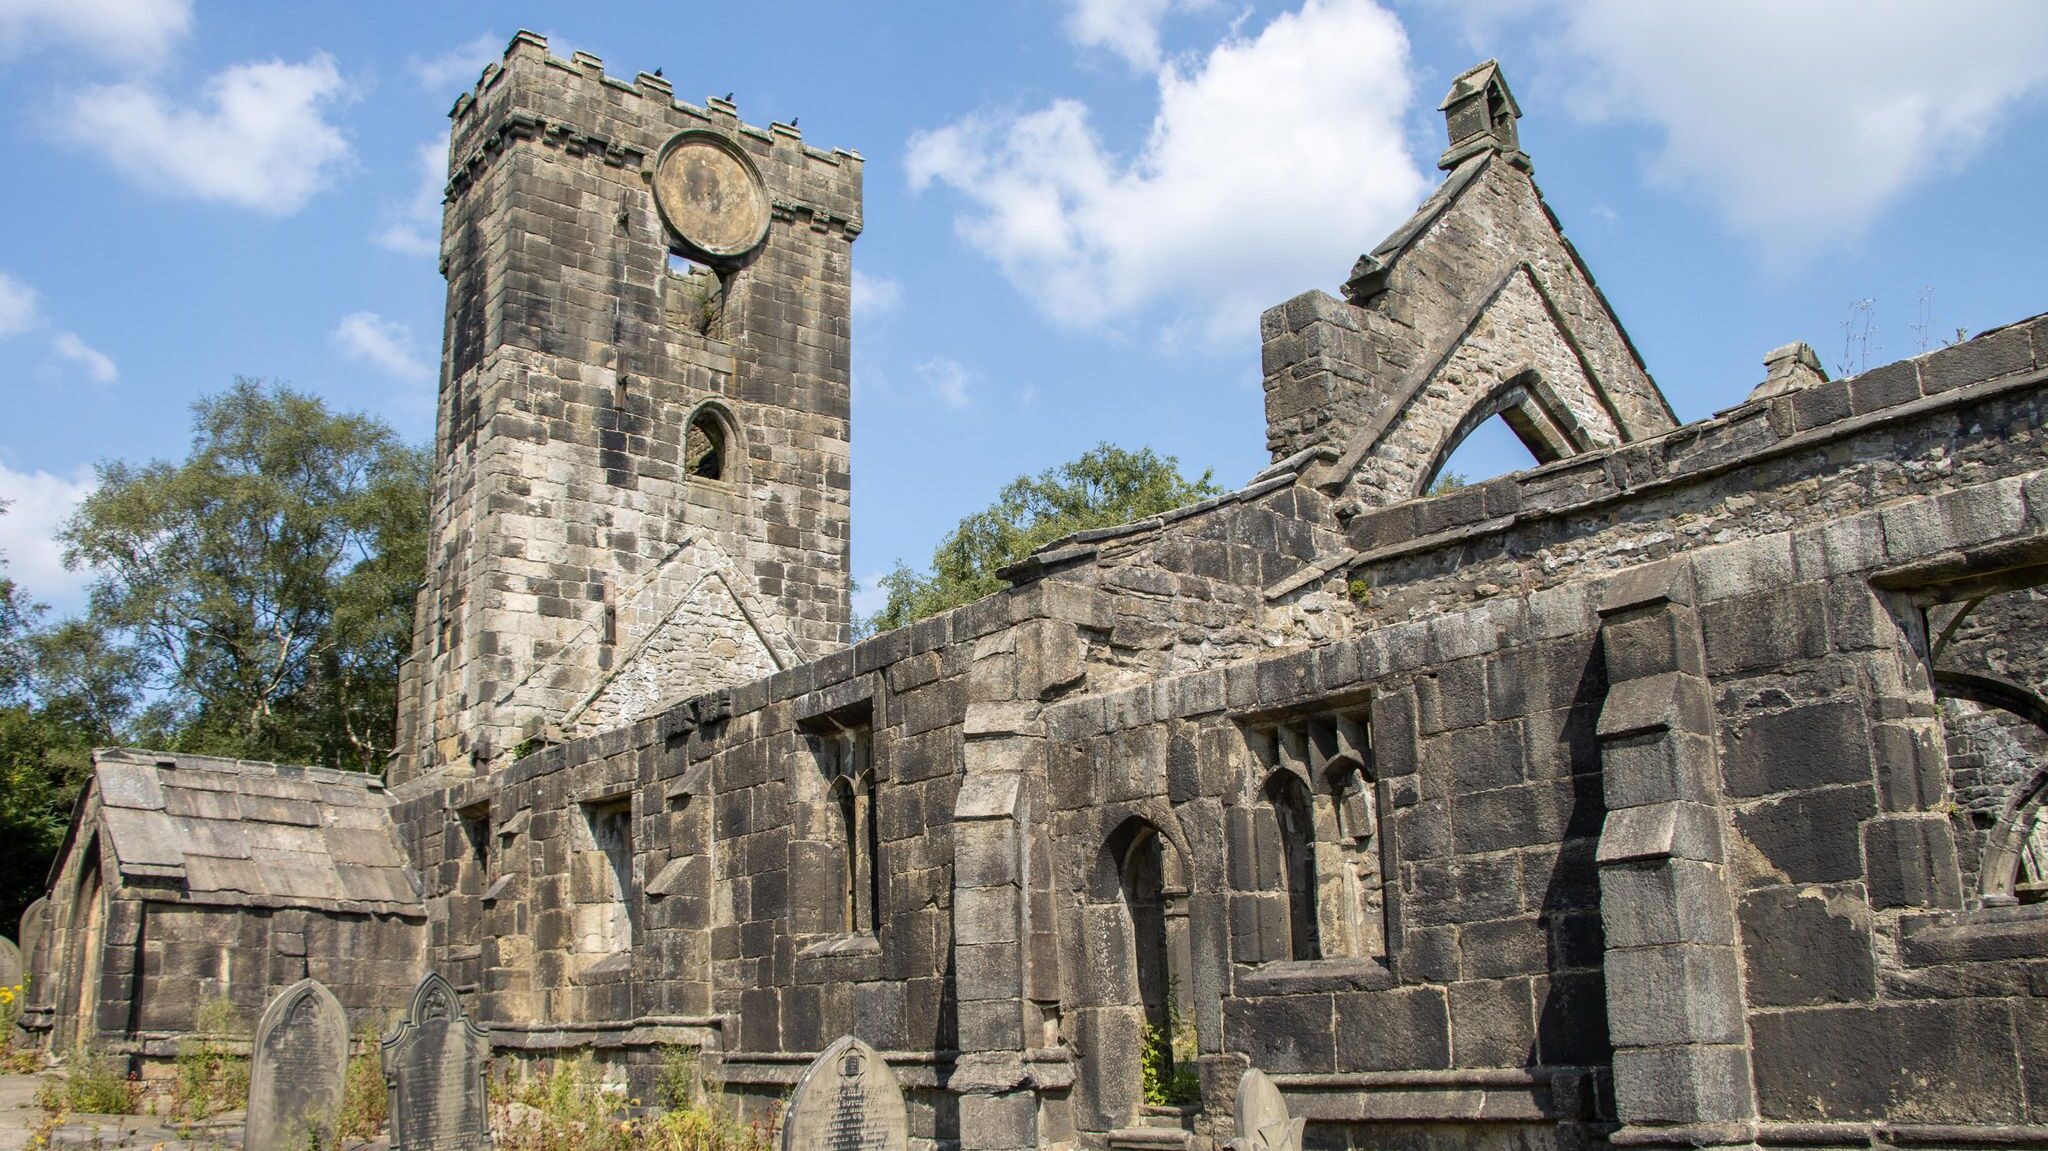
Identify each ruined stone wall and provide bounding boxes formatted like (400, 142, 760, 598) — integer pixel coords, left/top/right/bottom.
(1259, 154, 1669, 471)
(387, 312, 2048, 1150)
(394, 34, 860, 780)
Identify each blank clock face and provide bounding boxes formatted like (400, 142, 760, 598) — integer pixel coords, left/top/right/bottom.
(653, 132, 770, 260)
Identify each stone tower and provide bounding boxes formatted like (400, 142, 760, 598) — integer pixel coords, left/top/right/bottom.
(392, 33, 861, 780)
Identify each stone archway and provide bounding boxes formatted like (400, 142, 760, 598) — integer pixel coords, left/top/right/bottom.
(61, 841, 106, 1052)
(1074, 815, 1194, 1133)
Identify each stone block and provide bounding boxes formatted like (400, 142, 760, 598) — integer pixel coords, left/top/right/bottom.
(1417, 660, 1489, 734)
(1701, 585, 1829, 675)
(1920, 325, 2035, 393)
(1846, 359, 1921, 415)
(1601, 607, 1704, 683)
(1451, 778, 1583, 854)
(1438, 720, 1525, 795)
(1611, 1043, 1755, 1125)
(1691, 535, 1795, 604)
(1750, 1000, 2022, 1122)
(1720, 700, 1871, 798)
(1448, 977, 1534, 1068)
(1334, 985, 1450, 1071)
(1731, 785, 1876, 885)
(1595, 801, 1724, 865)
(1225, 993, 1337, 1074)
(1535, 971, 1611, 1067)
(1863, 814, 1963, 910)
(1460, 915, 1547, 979)
(1604, 944, 1746, 1047)
(1598, 859, 1736, 949)
(1601, 731, 1720, 809)
(1738, 884, 1875, 1007)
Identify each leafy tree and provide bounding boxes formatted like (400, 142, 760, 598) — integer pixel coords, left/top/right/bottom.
(60, 379, 429, 770)
(0, 519, 118, 929)
(865, 443, 1223, 633)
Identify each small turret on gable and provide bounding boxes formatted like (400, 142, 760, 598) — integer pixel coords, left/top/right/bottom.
(1437, 59, 1522, 170)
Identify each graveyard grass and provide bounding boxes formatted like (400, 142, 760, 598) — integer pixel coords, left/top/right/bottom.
(0, 978, 36, 1072)
(335, 1020, 390, 1141)
(492, 1048, 778, 1151)
(169, 996, 251, 1121)
(36, 1047, 139, 1115)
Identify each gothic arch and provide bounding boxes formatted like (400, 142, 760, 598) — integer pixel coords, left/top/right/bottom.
(682, 398, 746, 485)
(1935, 669, 2048, 905)
(1414, 369, 1588, 497)
(1320, 263, 1634, 506)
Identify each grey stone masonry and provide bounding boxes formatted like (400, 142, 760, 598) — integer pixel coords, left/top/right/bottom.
(392, 31, 861, 781)
(31, 46, 2048, 1151)
(1593, 562, 1757, 1146)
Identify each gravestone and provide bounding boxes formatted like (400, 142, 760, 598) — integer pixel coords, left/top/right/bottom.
(781, 1035, 908, 1151)
(17, 898, 48, 989)
(1225, 1069, 1304, 1151)
(0, 936, 18, 993)
(382, 971, 490, 1151)
(246, 978, 349, 1151)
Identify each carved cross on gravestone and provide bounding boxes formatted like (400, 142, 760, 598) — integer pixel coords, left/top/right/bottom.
(382, 972, 491, 1151)
(245, 978, 349, 1151)
(1225, 1069, 1304, 1151)
(781, 1035, 908, 1151)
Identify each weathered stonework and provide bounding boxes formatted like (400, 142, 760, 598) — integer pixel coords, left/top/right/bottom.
(27, 46, 2048, 1151)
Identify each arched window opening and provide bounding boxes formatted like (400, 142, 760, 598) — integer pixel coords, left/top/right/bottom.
(1264, 772, 1321, 961)
(1920, 577, 2048, 908)
(818, 722, 878, 936)
(1424, 413, 1540, 494)
(685, 409, 728, 481)
(1243, 707, 1388, 963)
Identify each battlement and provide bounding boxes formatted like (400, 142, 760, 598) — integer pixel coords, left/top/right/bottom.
(444, 31, 861, 213)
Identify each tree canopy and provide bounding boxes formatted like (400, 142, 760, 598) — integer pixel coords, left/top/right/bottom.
(60, 379, 430, 769)
(864, 443, 1223, 633)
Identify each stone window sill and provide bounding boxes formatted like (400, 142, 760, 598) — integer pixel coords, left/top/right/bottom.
(1900, 901, 2048, 968)
(576, 952, 635, 982)
(798, 932, 881, 960)
(1235, 957, 1394, 996)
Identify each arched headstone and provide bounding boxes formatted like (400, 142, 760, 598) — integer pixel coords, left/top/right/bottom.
(246, 978, 349, 1151)
(381, 972, 490, 1151)
(1226, 1069, 1304, 1151)
(781, 1035, 908, 1151)
(18, 898, 49, 988)
(0, 937, 19, 993)
(16, 897, 50, 1030)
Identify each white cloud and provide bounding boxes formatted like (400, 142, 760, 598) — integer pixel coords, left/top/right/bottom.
(852, 270, 903, 321)
(0, 0, 189, 64)
(49, 331, 115, 383)
(64, 54, 353, 216)
(332, 311, 432, 383)
(0, 462, 96, 610)
(410, 32, 499, 91)
(909, 0, 1427, 345)
(1474, 0, 2048, 261)
(918, 357, 972, 409)
(0, 272, 37, 337)
(374, 141, 446, 257)
(1065, 0, 1179, 71)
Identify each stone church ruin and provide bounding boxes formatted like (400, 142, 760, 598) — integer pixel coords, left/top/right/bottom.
(21, 37, 2048, 1151)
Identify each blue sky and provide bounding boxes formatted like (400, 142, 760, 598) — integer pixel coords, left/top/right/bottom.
(0, 1, 2044, 621)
